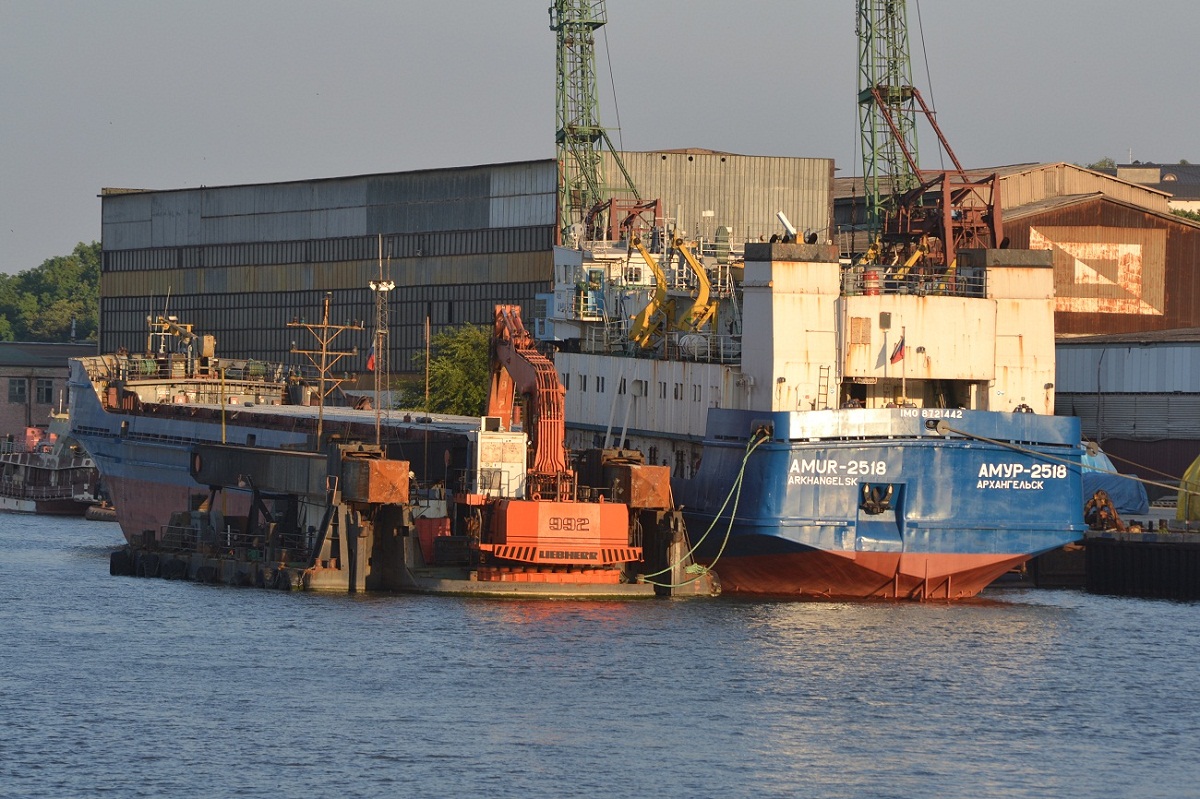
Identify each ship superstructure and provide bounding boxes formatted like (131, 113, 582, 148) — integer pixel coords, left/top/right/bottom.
(537, 235, 1085, 598)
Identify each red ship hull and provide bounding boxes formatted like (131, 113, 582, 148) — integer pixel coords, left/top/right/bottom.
(706, 549, 1029, 600)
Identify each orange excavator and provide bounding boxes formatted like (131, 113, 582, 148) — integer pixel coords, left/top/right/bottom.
(475, 304, 643, 583)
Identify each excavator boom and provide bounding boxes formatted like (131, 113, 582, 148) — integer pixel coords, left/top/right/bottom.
(486, 304, 570, 488)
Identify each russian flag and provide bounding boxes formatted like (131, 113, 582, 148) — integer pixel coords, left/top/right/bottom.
(889, 335, 905, 364)
(366, 343, 376, 372)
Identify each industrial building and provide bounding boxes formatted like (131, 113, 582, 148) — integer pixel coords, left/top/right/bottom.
(1056, 330, 1200, 497)
(1096, 162, 1200, 215)
(0, 342, 97, 440)
(99, 151, 832, 372)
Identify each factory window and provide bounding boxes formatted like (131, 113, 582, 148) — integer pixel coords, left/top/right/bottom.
(692, 384, 701, 402)
(8, 378, 26, 404)
(673, 382, 683, 400)
(618, 378, 626, 395)
(658, 381, 667, 399)
(596, 376, 605, 393)
(580, 375, 588, 392)
(35, 379, 54, 405)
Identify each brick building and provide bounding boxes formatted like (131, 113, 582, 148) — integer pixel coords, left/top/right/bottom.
(0, 343, 97, 442)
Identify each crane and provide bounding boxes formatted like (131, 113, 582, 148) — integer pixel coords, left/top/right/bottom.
(857, 0, 1003, 272)
(550, 0, 658, 244)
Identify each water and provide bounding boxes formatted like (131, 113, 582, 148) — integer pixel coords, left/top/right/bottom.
(3, 517, 1198, 799)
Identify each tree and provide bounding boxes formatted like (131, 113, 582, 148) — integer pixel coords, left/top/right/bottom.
(1172, 208, 1200, 223)
(1085, 157, 1116, 170)
(0, 241, 100, 342)
(401, 322, 491, 416)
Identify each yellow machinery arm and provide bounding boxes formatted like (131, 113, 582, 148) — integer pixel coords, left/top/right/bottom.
(627, 236, 673, 350)
(673, 237, 717, 332)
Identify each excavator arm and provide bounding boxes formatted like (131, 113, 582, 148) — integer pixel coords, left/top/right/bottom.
(486, 305, 571, 495)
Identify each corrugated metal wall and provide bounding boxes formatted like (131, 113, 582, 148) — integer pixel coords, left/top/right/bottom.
(609, 151, 834, 243)
(1056, 343, 1200, 394)
(100, 162, 560, 366)
(999, 163, 1170, 213)
(1006, 198, 1200, 334)
(103, 162, 555, 249)
(1056, 341, 1200, 487)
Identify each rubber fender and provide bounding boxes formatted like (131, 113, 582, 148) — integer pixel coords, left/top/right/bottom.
(110, 548, 134, 576)
(160, 559, 188, 581)
(136, 552, 160, 578)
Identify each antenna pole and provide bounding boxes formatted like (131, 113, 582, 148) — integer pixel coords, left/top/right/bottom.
(368, 234, 395, 447)
(288, 293, 364, 448)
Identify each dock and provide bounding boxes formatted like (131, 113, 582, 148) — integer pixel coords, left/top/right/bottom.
(1083, 529, 1200, 600)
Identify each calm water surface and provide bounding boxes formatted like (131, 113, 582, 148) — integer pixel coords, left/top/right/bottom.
(3, 516, 1197, 799)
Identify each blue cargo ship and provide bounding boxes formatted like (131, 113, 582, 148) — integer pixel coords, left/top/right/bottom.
(539, 240, 1086, 598)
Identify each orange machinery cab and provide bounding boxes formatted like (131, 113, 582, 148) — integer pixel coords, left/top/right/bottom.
(483, 498, 642, 566)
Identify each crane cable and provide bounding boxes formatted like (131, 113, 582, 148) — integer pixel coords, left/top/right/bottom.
(639, 427, 770, 588)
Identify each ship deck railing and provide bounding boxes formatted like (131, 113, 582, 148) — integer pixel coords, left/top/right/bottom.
(841, 264, 987, 298)
(159, 522, 314, 561)
(0, 480, 93, 501)
(661, 331, 742, 364)
(81, 353, 296, 387)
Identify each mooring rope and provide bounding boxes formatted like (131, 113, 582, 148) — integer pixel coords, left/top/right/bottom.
(640, 427, 770, 588)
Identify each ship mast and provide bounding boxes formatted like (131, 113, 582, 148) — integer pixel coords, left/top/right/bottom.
(288, 293, 364, 447)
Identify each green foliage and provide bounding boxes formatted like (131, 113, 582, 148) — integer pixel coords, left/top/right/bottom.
(1172, 208, 1200, 223)
(1084, 157, 1116, 170)
(0, 242, 100, 342)
(401, 322, 491, 416)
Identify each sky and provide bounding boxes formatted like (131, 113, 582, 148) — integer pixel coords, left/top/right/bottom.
(1, 0, 1195, 273)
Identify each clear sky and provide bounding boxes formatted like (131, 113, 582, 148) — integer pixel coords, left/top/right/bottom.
(1, 0, 1194, 273)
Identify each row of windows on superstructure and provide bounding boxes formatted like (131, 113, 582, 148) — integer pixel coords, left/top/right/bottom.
(102, 226, 555, 272)
(564, 375, 706, 403)
(7, 379, 54, 404)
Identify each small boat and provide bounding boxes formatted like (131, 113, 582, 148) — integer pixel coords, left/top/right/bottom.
(0, 426, 99, 516)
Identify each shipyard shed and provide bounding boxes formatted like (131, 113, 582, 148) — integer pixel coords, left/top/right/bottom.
(1055, 329, 1200, 498)
(99, 152, 832, 371)
(1004, 195, 1200, 336)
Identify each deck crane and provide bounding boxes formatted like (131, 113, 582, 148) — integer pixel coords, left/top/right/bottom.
(551, 0, 660, 244)
(857, 0, 1003, 274)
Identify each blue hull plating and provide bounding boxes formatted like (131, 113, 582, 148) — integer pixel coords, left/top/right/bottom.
(677, 407, 1087, 598)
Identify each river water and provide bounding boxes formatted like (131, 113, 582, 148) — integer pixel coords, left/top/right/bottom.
(4, 515, 1198, 799)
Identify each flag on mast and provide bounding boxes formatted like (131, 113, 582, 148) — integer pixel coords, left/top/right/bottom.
(889, 335, 905, 364)
(366, 342, 376, 372)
